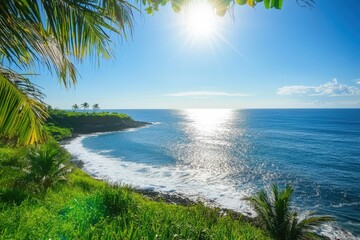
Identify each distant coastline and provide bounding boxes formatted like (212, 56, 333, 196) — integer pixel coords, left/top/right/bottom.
(46, 110, 150, 141)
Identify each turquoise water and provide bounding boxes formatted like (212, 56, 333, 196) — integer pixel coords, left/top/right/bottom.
(64, 109, 360, 239)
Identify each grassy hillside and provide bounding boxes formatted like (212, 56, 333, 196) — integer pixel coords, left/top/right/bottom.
(0, 142, 269, 239)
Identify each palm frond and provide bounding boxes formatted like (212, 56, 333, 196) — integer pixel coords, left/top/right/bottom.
(297, 213, 334, 232)
(0, 0, 136, 144)
(244, 185, 334, 240)
(0, 0, 135, 87)
(0, 67, 48, 144)
(27, 142, 70, 190)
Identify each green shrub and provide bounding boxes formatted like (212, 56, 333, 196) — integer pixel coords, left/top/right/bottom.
(0, 147, 27, 168)
(102, 186, 138, 217)
(26, 141, 71, 191)
(244, 184, 334, 240)
(0, 188, 27, 205)
(44, 123, 73, 140)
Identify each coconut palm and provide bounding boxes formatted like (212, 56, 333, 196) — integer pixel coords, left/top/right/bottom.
(0, 0, 135, 144)
(92, 103, 100, 112)
(81, 102, 89, 112)
(72, 104, 79, 111)
(27, 142, 70, 191)
(244, 185, 333, 240)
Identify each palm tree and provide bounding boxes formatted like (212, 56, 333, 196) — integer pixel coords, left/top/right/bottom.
(92, 103, 100, 113)
(244, 185, 333, 240)
(0, 0, 134, 144)
(72, 104, 79, 111)
(27, 142, 70, 191)
(81, 102, 89, 112)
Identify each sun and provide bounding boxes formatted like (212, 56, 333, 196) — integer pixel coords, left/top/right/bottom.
(185, 2, 217, 39)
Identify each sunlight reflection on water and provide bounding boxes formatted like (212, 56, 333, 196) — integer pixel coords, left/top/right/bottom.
(174, 109, 246, 178)
(182, 109, 235, 137)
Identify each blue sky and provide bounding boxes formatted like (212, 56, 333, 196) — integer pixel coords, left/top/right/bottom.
(34, 0, 360, 109)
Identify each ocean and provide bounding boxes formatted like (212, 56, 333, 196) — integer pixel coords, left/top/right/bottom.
(64, 109, 360, 239)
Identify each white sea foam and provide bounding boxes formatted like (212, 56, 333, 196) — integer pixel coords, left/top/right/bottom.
(320, 224, 359, 240)
(331, 201, 360, 208)
(64, 135, 254, 215)
(63, 134, 359, 240)
(97, 149, 113, 154)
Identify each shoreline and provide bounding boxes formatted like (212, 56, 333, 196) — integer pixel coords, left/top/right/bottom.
(69, 153, 257, 225)
(63, 127, 355, 240)
(64, 129, 256, 224)
(68, 148, 353, 240)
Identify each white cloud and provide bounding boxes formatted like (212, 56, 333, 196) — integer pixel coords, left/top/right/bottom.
(277, 86, 314, 95)
(356, 80, 360, 85)
(277, 79, 360, 97)
(165, 91, 252, 97)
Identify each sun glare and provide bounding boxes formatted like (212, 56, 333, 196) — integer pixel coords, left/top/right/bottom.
(176, 2, 240, 54)
(185, 3, 216, 39)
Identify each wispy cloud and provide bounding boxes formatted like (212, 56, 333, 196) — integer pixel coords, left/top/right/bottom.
(277, 79, 360, 97)
(165, 91, 252, 97)
(356, 80, 360, 85)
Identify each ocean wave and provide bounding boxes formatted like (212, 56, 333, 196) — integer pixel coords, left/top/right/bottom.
(331, 201, 360, 208)
(320, 224, 359, 240)
(63, 135, 359, 240)
(97, 149, 113, 154)
(64, 135, 255, 215)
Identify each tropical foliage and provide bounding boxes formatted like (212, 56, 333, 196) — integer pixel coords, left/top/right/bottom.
(72, 104, 79, 111)
(44, 123, 73, 141)
(244, 184, 333, 240)
(0, 0, 135, 144)
(47, 109, 140, 134)
(0, 68, 47, 144)
(26, 141, 70, 191)
(49, 109, 131, 119)
(92, 103, 100, 112)
(80, 102, 90, 111)
(142, 0, 315, 16)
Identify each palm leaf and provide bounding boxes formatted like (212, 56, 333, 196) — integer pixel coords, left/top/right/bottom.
(0, 67, 48, 144)
(0, 0, 136, 144)
(0, 0, 135, 87)
(244, 185, 334, 240)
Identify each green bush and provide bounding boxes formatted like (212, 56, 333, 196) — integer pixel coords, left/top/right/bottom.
(44, 123, 73, 140)
(26, 141, 71, 191)
(244, 185, 334, 240)
(0, 147, 27, 168)
(102, 186, 138, 217)
(49, 109, 132, 120)
(0, 188, 27, 205)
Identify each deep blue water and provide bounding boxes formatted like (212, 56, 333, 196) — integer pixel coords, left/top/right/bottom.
(65, 109, 360, 238)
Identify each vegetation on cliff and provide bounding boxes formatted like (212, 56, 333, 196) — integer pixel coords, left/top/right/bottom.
(45, 110, 148, 140)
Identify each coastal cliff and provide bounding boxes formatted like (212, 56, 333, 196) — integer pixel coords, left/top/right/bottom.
(45, 110, 149, 140)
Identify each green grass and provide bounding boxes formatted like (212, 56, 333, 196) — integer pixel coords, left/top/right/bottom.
(49, 109, 132, 119)
(0, 143, 270, 240)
